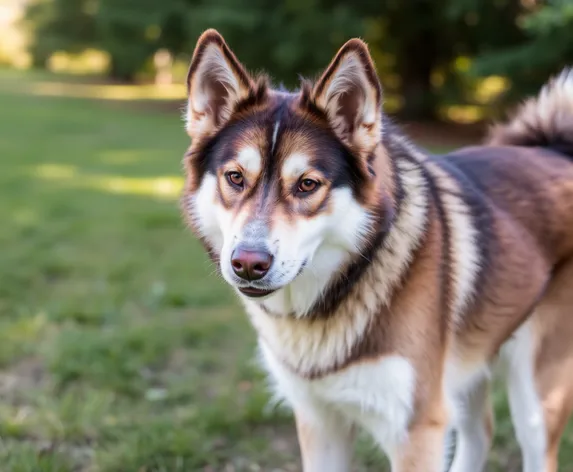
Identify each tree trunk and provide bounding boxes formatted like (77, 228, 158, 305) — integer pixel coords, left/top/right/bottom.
(391, 3, 440, 121)
(398, 61, 437, 121)
(108, 57, 136, 83)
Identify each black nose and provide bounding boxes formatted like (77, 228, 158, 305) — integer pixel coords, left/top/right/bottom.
(231, 247, 273, 281)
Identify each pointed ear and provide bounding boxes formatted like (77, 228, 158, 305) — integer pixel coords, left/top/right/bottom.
(311, 39, 383, 152)
(186, 29, 254, 139)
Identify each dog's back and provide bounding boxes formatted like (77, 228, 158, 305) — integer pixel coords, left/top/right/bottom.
(446, 69, 573, 261)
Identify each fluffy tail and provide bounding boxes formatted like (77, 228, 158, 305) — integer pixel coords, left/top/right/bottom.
(487, 68, 573, 157)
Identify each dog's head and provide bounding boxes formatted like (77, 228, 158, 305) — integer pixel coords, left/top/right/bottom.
(182, 29, 396, 316)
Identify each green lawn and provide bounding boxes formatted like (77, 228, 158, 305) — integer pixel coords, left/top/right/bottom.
(0, 69, 571, 471)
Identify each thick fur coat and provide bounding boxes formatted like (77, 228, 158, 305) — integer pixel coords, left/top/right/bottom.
(181, 30, 573, 472)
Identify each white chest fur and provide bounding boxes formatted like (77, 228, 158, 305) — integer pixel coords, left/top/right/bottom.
(259, 341, 416, 453)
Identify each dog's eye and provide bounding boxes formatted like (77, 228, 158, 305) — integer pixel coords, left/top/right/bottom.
(226, 171, 244, 188)
(298, 178, 319, 194)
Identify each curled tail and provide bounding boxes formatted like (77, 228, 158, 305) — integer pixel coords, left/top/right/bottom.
(487, 68, 573, 157)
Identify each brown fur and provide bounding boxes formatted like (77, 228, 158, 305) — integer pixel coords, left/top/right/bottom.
(531, 257, 573, 472)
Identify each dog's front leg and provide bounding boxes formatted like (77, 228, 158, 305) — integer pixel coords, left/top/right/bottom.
(294, 407, 354, 472)
(389, 416, 449, 472)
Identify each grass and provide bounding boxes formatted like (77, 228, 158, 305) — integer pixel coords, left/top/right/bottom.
(0, 69, 572, 472)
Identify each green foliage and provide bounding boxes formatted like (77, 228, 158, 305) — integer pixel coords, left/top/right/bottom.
(22, 0, 573, 118)
(183, 0, 364, 86)
(24, 0, 364, 83)
(23, 0, 98, 67)
(95, 0, 195, 80)
(472, 0, 573, 99)
(25, 0, 573, 119)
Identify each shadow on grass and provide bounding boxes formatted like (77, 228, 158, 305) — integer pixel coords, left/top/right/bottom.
(0, 70, 186, 116)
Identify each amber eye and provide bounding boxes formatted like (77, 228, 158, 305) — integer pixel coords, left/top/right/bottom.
(226, 171, 244, 188)
(298, 178, 319, 194)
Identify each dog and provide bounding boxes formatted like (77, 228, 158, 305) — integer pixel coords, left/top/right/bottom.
(180, 29, 573, 472)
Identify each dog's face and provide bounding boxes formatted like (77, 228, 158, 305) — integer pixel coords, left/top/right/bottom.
(182, 30, 393, 316)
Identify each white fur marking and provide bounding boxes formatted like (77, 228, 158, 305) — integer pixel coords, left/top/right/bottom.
(191, 175, 224, 251)
(260, 344, 416, 453)
(424, 159, 480, 323)
(297, 419, 353, 472)
(281, 153, 310, 180)
(448, 373, 491, 472)
(501, 320, 547, 472)
(271, 120, 280, 153)
(237, 146, 262, 175)
(442, 351, 499, 472)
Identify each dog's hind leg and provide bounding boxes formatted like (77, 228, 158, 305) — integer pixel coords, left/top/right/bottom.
(539, 373, 573, 472)
(448, 375, 494, 472)
(503, 320, 547, 472)
(527, 257, 573, 472)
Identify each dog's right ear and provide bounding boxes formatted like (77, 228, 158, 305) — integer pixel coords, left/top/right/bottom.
(185, 29, 254, 139)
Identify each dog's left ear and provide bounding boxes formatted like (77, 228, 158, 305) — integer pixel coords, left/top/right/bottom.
(311, 39, 382, 153)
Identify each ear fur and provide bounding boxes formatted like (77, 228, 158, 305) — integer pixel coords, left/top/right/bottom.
(311, 39, 383, 153)
(185, 29, 255, 139)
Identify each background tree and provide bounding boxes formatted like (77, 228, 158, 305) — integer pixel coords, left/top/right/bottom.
(23, 0, 97, 68)
(177, 0, 366, 87)
(22, 0, 573, 120)
(471, 0, 573, 103)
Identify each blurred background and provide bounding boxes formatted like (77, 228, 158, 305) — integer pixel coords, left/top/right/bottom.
(1, 0, 572, 471)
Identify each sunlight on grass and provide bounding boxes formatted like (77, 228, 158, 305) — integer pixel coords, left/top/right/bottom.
(12, 208, 38, 225)
(29, 81, 186, 101)
(33, 164, 183, 199)
(5, 313, 48, 343)
(0, 313, 48, 365)
(34, 164, 77, 180)
(89, 175, 183, 198)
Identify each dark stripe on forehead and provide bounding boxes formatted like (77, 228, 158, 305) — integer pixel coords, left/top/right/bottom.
(262, 100, 290, 179)
(269, 98, 291, 155)
(256, 101, 289, 202)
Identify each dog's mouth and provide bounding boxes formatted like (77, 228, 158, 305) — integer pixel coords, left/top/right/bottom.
(238, 287, 276, 298)
(233, 259, 308, 299)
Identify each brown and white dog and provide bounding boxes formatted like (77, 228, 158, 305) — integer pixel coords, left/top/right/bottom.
(181, 29, 573, 472)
